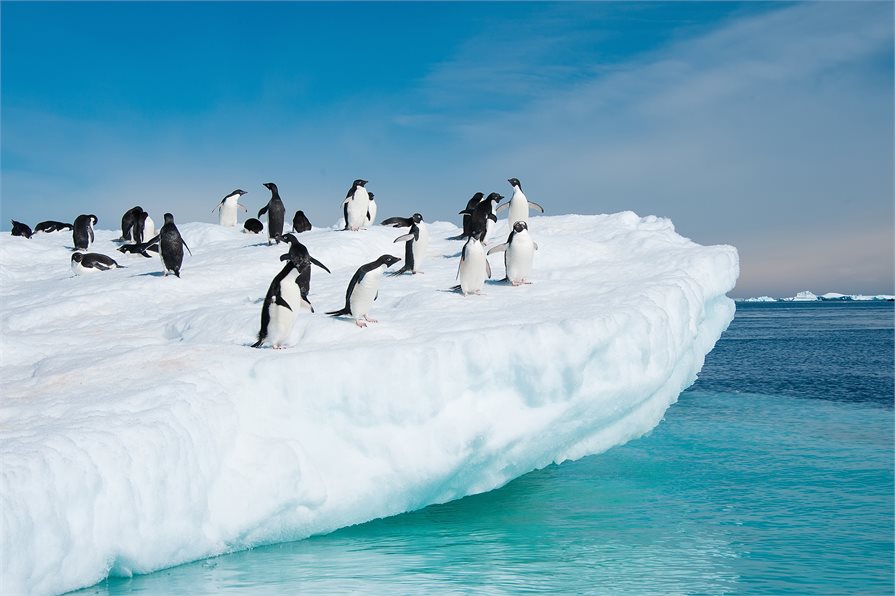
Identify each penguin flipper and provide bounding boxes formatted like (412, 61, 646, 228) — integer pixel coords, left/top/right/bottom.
(182, 239, 193, 257)
(393, 233, 414, 243)
(310, 256, 331, 274)
(485, 259, 492, 279)
(487, 243, 509, 255)
(258, 205, 269, 218)
(88, 227, 94, 244)
(528, 201, 545, 213)
(495, 203, 510, 214)
(381, 216, 411, 228)
(533, 241, 539, 250)
(488, 213, 497, 223)
(274, 295, 293, 311)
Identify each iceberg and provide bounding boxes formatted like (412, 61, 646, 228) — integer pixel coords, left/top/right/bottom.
(0, 212, 738, 595)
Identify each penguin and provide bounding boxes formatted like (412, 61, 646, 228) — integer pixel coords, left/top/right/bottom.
(496, 178, 544, 226)
(276, 233, 331, 311)
(367, 192, 377, 225)
(292, 210, 312, 233)
(139, 211, 155, 241)
(487, 220, 538, 286)
(34, 221, 73, 233)
(131, 207, 148, 244)
(448, 192, 484, 240)
(243, 218, 264, 234)
(455, 236, 491, 296)
(72, 214, 97, 251)
(460, 192, 502, 243)
(342, 179, 370, 231)
(145, 213, 191, 277)
(258, 182, 286, 244)
(71, 252, 124, 275)
(117, 240, 159, 258)
(213, 189, 248, 227)
(120, 206, 143, 242)
(326, 254, 401, 327)
(381, 213, 428, 275)
(251, 261, 312, 349)
(10, 220, 32, 238)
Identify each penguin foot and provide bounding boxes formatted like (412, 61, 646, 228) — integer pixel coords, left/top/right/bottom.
(512, 280, 522, 287)
(363, 315, 378, 323)
(355, 319, 368, 328)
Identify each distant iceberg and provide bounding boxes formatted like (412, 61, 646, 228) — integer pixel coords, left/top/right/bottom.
(742, 296, 776, 303)
(787, 290, 819, 302)
(0, 213, 738, 595)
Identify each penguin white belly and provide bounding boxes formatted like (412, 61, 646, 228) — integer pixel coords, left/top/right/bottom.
(508, 191, 529, 226)
(279, 268, 303, 312)
(459, 241, 487, 295)
(367, 200, 377, 225)
(219, 197, 239, 227)
(506, 232, 535, 284)
(71, 261, 94, 276)
(269, 268, 301, 347)
(346, 188, 370, 230)
(144, 216, 155, 239)
(485, 207, 495, 242)
(412, 225, 429, 272)
(349, 268, 382, 318)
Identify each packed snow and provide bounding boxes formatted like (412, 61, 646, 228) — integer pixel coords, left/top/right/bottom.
(1, 212, 738, 595)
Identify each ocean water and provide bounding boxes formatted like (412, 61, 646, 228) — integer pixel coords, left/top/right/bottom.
(78, 302, 893, 595)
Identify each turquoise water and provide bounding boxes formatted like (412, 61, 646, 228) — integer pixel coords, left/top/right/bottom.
(79, 302, 894, 594)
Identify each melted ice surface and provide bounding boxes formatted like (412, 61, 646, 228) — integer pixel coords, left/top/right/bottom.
(0, 213, 738, 595)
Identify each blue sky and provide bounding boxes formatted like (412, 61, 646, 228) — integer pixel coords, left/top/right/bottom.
(2, 1, 892, 297)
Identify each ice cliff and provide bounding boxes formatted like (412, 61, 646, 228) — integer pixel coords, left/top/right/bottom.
(0, 213, 738, 595)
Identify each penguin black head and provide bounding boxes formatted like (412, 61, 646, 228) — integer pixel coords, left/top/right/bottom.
(513, 221, 528, 233)
(71, 253, 83, 263)
(368, 192, 375, 200)
(412, 213, 423, 223)
(89, 214, 98, 225)
(263, 182, 279, 193)
(485, 192, 504, 204)
(163, 213, 175, 224)
(277, 232, 299, 246)
(376, 254, 401, 268)
(353, 179, 368, 187)
(227, 189, 247, 198)
(507, 178, 522, 190)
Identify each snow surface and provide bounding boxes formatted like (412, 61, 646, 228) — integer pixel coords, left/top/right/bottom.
(1, 213, 738, 595)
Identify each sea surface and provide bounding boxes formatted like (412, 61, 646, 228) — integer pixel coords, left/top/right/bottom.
(78, 301, 894, 595)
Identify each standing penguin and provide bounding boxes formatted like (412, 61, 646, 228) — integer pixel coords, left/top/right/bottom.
(35, 221, 73, 233)
(342, 179, 370, 231)
(497, 178, 544, 227)
(487, 221, 538, 285)
(460, 192, 502, 243)
(139, 211, 156, 241)
(71, 252, 124, 275)
(251, 260, 312, 349)
(276, 233, 331, 311)
(382, 213, 428, 275)
(448, 192, 484, 240)
(10, 220, 32, 238)
(146, 213, 191, 277)
(258, 182, 286, 244)
(120, 206, 143, 242)
(292, 210, 312, 233)
(72, 214, 97, 251)
(326, 254, 401, 327)
(455, 236, 491, 296)
(213, 189, 248, 227)
(367, 192, 377, 225)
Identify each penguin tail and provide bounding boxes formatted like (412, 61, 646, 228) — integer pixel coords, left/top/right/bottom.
(387, 266, 410, 277)
(326, 307, 351, 317)
(446, 234, 467, 241)
(251, 338, 264, 349)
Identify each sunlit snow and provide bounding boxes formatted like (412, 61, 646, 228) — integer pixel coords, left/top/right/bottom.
(1, 213, 738, 595)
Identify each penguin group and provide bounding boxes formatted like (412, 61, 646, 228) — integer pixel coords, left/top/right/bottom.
(9, 176, 544, 347)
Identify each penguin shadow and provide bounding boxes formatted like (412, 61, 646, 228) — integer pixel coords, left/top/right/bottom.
(442, 251, 462, 259)
(133, 271, 166, 278)
(485, 277, 511, 286)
